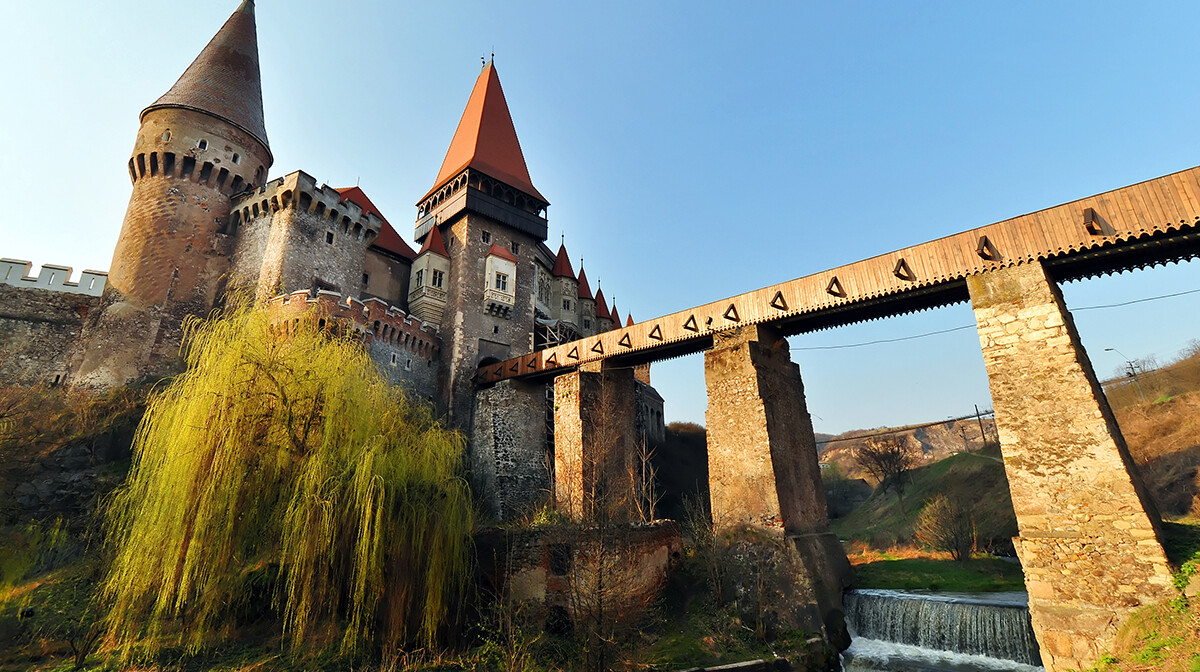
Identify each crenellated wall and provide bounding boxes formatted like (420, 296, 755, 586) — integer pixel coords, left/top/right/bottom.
(0, 260, 107, 297)
(230, 171, 385, 302)
(265, 290, 440, 401)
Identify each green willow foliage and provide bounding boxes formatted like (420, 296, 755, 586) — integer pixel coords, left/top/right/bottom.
(101, 305, 472, 657)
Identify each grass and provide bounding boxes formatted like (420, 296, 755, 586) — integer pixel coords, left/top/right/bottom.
(849, 556, 1025, 592)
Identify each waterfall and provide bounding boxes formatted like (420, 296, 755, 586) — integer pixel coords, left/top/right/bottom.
(841, 589, 1044, 672)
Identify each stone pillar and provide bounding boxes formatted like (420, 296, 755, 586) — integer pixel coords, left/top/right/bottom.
(968, 260, 1174, 672)
(472, 379, 550, 521)
(704, 324, 829, 533)
(704, 324, 852, 649)
(553, 363, 639, 522)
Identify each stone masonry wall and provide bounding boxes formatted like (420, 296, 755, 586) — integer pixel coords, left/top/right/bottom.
(968, 260, 1174, 672)
(0, 285, 96, 386)
(704, 324, 830, 534)
(472, 379, 550, 521)
(553, 365, 638, 522)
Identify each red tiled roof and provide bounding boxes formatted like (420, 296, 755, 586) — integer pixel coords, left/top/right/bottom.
(576, 267, 593, 301)
(626, 314, 634, 327)
(419, 225, 449, 258)
(421, 62, 546, 203)
(486, 243, 518, 263)
(142, 0, 270, 152)
(336, 186, 416, 260)
(609, 302, 621, 328)
(551, 244, 575, 279)
(594, 288, 610, 319)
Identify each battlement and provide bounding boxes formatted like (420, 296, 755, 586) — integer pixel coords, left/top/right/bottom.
(0, 259, 107, 296)
(266, 290, 440, 361)
(231, 171, 383, 245)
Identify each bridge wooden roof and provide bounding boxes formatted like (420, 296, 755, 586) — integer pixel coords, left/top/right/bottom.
(480, 165, 1200, 385)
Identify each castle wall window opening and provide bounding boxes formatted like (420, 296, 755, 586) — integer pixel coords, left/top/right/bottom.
(325, 231, 334, 244)
(415, 269, 424, 287)
(495, 272, 508, 291)
(562, 299, 571, 311)
(511, 241, 520, 254)
(431, 270, 444, 288)
(482, 231, 491, 243)
(197, 139, 208, 150)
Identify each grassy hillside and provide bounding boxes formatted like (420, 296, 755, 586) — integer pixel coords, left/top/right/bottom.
(830, 444, 1018, 553)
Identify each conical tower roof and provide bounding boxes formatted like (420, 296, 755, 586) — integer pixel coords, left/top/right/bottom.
(551, 243, 576, 279)
(142, 0, 270, 153)
(626, 314, 634, 328)
(422, 62, 544, 203)
(418, 224, 450, 258)
(594, 288, 610, 319)
(576, 267, 593, 300)
(609, 302, 621, 328)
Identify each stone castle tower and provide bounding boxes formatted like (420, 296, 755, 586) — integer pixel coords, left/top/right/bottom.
(75, 0, 272, 387)
(412, 62, 553, 428)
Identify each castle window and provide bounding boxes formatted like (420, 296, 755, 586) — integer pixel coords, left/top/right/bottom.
(197, 139, 208, 150)
(415, 269, 424, 287)
(511, 241, 520, 255)
(325, 231, 334, 245)
(161, 130, 171, 142)
(562, 299, 571, 311)
(583, 318, 591, 329)
(362, 273, 369, 285)
(232, 153, 240, 164)
(431, 270, 444, 288)
(390, 353, 398, 366)
(493, 325, 499, 335)
(494, 272, 508, 292)
(199, 162, 214, 183)
(482, 231, 491, 244)
(405, 359, 412, 371)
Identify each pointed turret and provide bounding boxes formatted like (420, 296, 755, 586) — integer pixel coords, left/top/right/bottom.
(610, 302, 621, 330)
(419, 224, 450, 258)
(423, 62, 543, 203)
(142, 0, 270, 155)
(551, 243, 576, 279)
(576, 266, 593, 301)
(626, 314, 634, 328)
(594, 288, 611, 320)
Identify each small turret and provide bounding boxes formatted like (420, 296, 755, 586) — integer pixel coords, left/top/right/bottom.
(594, 287, 613, 333)
(409, 225, 451, 323)
(577, 265, 597, 335)
(609, 300, 622, 332)
(550, 243, 578, 327)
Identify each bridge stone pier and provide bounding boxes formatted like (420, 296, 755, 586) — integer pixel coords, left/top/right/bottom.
(472, 378, 550, 521)
(705, 324, 853, 645)
(553, 362, 639, 521)
(968, 260, 1175, 672)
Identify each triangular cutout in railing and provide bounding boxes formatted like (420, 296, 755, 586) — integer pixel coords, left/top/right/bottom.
(546, 352, 558, 366)
(591, 340, 604, 355)
(619, 333, 632, 347)
(724, 304, 740, 322)
(893, 258, 915, 281)
(568, 346, 579, 361)
(683, 315, 699, 332)
(649, 325, 663, 341)
(770, 291, 788, 311)
(826, 276, 846, 297)
(976, 235, 1000, 261)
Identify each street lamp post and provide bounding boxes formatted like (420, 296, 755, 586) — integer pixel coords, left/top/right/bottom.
(1105, 347, 1147, 403)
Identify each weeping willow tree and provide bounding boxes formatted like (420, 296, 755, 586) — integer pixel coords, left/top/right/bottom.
(101, 303, 473, 658)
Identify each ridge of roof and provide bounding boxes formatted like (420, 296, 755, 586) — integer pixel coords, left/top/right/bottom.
(418, 225, 450, 258)
(594, 288, 611, 319)
(576, 267, 593, 300)
(142, 0, 270, 152)
(486, 242, 518, 263)
(421, 62, 545, 203)
(551, 243, 575, 279)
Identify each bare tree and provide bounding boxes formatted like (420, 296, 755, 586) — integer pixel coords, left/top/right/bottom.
(854, 436, 918, 497)
(914, 494, 976, 562)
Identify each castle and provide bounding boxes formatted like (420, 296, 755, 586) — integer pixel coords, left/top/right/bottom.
(0, 0, 664, 514)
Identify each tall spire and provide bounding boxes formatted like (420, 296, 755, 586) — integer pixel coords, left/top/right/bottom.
(576, 266, 594, 300)
(594, 288, 611, 320)
(142, 0, 270, 152)
(423, 62, 544, 202)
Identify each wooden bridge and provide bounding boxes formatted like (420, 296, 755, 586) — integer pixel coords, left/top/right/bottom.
(471, 164, 1200, 672)
(480, 165, 1200, 383)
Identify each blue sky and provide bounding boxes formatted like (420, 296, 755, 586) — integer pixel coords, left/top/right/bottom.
(4, 2, 1200, 433)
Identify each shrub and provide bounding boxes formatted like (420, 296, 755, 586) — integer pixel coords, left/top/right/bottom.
(914, 494, 975, 562)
